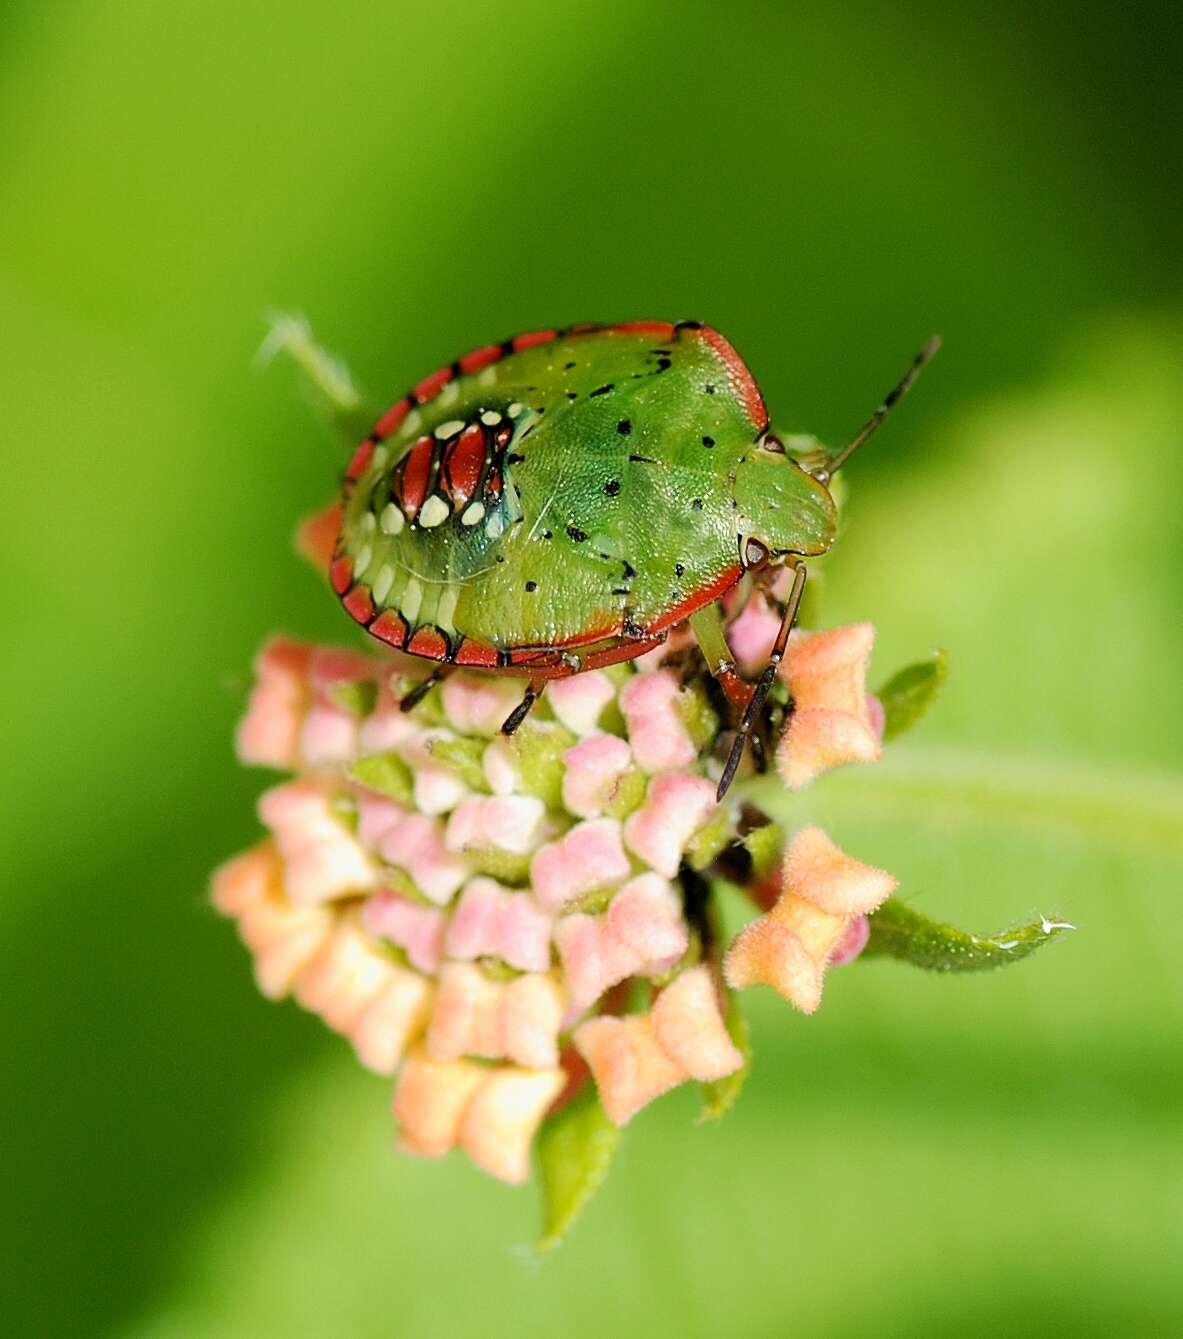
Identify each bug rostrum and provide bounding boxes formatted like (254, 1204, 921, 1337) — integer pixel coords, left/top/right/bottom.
(327, 321, 940, 797)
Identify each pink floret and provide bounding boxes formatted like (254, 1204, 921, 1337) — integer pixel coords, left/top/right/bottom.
(444, 877, 553, 973)
(298, 702, 359, 767)
(619, 670, 696, 771)
(378, 813, 469, 905)
(727, 596, 781, 675)
(829, 913, 871, 966)
(561, 733, 634, 819)
(554, 873, 688, 1008)
(547, 671, 616, 735)
(440, 674, 523, 737)
(624, 772, 718, 878)
(361, 890, 447, 973)
(530, 818, 632, 912)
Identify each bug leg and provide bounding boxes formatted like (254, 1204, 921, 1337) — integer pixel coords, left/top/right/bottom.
(500, 678, 547, 735)
(399, 666, 452, 713)
(687, 605, 751, 712)
(257, 312, 374, 444)
(714, 564, 808, 801)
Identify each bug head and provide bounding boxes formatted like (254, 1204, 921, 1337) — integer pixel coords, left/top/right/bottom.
(733, 433, 838, 570)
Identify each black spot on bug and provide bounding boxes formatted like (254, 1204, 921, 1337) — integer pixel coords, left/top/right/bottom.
(506, 453, 526, 464)
(604, 479, 621, 496)
(675, 320, 703, 331)
(652, 348, 671, 355)
(629, 453, 657, 464)
(616, 419, 631, 435)
(589, 384, 614, 397)
(566, 391, 578, 400)
(542, 530, 553, 540)
(564, 361, 577, 370)
(675, 563, 685, 577)
(611, 587, 629, 596)
(622, 560, 636, 580)
(656, 357, 672, 372)
(702, 435, 715, 447)
(525, 581, 537, 592)
(496, 554, 505, 563)
(534, 406, 545, 415)
(623, 614, 646, 638)
(691, 498, 703, 510)
(566, 525, 588, 543)
(705, 383, 716, 394)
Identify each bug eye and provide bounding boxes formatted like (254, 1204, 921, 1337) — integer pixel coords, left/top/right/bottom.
(760, 434, 786, 454)
(743, 537, 770, 570)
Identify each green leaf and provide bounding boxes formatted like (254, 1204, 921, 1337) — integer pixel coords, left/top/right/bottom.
(863, 896, 1075, 972)
(876, 649, 949, 742)
(536, 1085, 621, 1253)
(347, 751, 413, 804)
(699, 988, 751, 1122)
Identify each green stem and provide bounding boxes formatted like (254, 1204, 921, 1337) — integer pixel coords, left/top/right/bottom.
(864, 896, 1074, 972)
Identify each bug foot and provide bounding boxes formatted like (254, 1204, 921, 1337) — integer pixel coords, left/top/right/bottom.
(500, 679, 546, 735)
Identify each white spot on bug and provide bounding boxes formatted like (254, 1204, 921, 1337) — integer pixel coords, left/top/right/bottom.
(403, 410, 422, 435)
(354, 545, 373, 576)
(381, 503, 405, 535)
(361, 511, 376, 533)
(435, 419, 465, 440)
(371, 445, 388, 470)
(372, 564, 394, 603)
(508, 402, 525, 418)
(439, 380, 460, 407)
(478, 367, 498, 387)
(402, 578, 423, 623)
(486, 511, 506, 539)
(418, 495, 450, 529)
(461, 502, 485, 526)
(436, 585, 459, 630)
(480, 410, 502, 426)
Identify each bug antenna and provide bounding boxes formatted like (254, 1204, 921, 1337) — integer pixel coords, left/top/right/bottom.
(813, 336, 941, 482)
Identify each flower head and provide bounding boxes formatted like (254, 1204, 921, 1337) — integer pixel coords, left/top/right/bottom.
(217, 639, 751, 1181)
(214, 622, 905, 1188)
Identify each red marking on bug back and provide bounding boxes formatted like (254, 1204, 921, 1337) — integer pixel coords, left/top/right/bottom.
(512, 329, 558, 352)
(454, 638, 501, 669)
(374, 397, 411, 439)
(330, 555, 354, 595)
(343, 584, 375, 624)
(398, 435, 435, 518)
(608, 320, 676, 340)
(646, 562, 743, 635)
(412, 365, 454, 404)
(443, 424, 486, 507)
(407, 625, 450, 661)
(346, 438, 374, 481)
(691, 326, 768, 432)
(369, 609, 409, 648)
(458, 343, 503, 375)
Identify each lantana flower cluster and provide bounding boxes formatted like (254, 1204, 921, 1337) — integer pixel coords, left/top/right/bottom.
(212, 607, 892, 1186)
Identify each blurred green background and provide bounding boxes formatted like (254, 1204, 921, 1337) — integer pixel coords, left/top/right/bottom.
(2, 2, 1181, 1335)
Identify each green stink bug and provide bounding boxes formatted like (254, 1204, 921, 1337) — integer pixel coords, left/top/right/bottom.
(328, 321, 938, 796)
